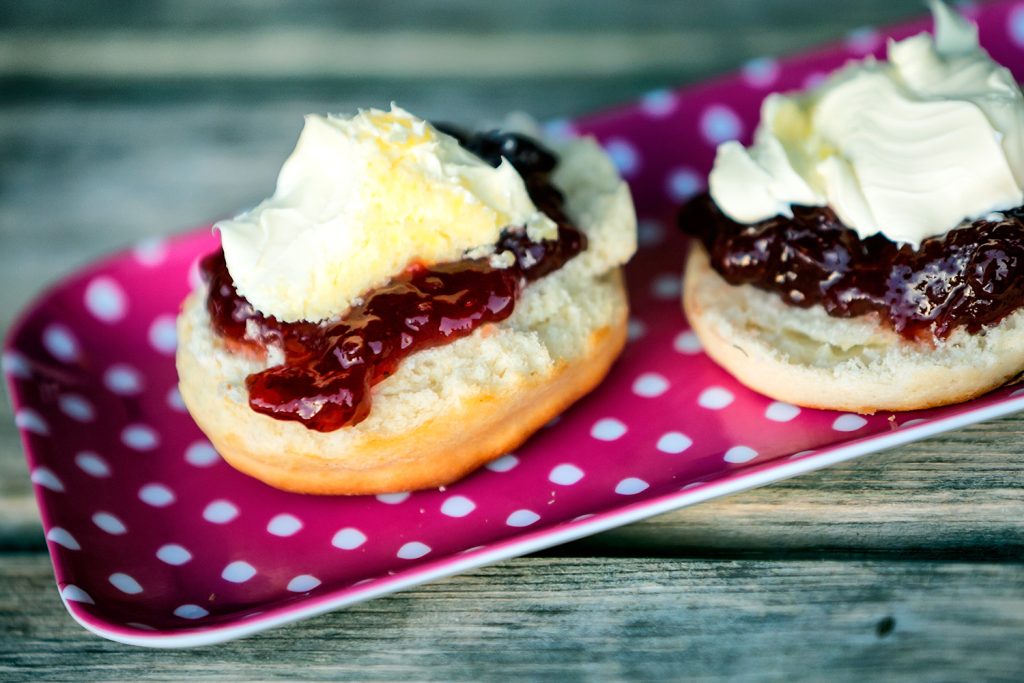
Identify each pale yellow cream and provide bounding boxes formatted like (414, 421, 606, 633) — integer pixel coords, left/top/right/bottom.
(709, 1, 1024, 247)
(216, 106, 556, 322)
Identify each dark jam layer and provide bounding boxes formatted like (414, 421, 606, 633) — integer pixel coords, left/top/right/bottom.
(201, 129, 584, 432)
(680, 193, 1024, 340)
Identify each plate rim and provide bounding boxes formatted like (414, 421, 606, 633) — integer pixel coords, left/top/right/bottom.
(47, 389, 1024, 647)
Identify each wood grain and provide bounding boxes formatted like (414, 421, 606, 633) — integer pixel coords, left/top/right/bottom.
(2, 553, 1022, 681)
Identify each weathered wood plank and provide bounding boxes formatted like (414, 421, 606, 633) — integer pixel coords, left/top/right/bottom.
(1, 0, 926, 34)
(0, 0, 929, 83)
(1, 553, 1022, 681)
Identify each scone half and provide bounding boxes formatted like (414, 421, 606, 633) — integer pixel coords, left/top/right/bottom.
(176, 135, 636, 494)
(683, 243, 1024, 414)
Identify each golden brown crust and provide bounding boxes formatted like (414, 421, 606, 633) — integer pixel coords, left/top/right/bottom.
(683, 244, 1024, 414)
(177, 271, 628, 495)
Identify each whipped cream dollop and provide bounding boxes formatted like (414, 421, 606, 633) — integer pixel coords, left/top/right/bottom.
(216, 105, 557, 322)
(708, 0, 1024, 247)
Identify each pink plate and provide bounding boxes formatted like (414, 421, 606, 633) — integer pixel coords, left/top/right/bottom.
(7, 0, 1024, 647)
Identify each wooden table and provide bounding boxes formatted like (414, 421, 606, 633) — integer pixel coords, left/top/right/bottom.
(2, 1, 1022, 680)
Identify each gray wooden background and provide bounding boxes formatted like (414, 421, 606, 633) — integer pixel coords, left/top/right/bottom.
(3, 1, 1023, 680)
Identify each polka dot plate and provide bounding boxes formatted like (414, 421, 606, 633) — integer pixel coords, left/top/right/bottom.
(7, 1, 1024, 647)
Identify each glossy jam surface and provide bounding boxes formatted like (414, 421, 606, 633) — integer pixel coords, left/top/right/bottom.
(680, 193, 1024, 340)
(202, 129, 584, 431)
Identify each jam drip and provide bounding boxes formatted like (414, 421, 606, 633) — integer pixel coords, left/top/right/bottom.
(680, 193, 1024, 340)
(202, 129, 585, 432)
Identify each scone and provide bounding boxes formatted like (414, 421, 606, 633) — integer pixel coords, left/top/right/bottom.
(177, 106, 637, 494)
(679, 1, 1024, 414)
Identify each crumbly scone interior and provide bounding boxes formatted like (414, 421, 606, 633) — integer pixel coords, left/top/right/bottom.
(687, 244, 1024, 379)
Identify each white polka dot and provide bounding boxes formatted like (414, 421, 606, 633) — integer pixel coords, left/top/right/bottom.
(58, 394, 95, 423)
(46, 527, 80, 550)
(287, 574, 321, 592)
(397, 541, 432, 559)
(174, 604, 208, 620)
(627, 318, 646, 341)
(632, 372, 669, 398)
(133, 237, 167, 266)
(899, 418, 928, 429)
(486, 454, 519, 472)
(42, 324, 79, 363)
(203, 500, 239, 524)
(75, 451, 110, 478)
(122, 424, 159, 451)
(656, 432, 693, 454)
(603, 138, 640, 176)
(650, 273, 681, 300)
(332, 527, 367, 550)
(788, 450, 815, 460)
(542, 118, 578, 140)
(666, 167, 704, 202)
(506, 509, 540, 527)
(148, 315, 177, 355)
(615, 477, 649, 495)
(549, 464, 585, 486)
(139, 483, 175, 507)
(1010, 6, 1024, 47)
(741, 56, 780, 88)
(16, 408, 50, 436)
(637, 219, 666, 247)
(61, 585, 94, 605)
(92, 511, 127, 535)
(699, 105, 743, 145)
(185, 440, 219, 467)
(109, 573, 143, 595)
(166, 386, 186, 411)
(84, 276, 127, 323)
(845, 26, 881, 54)
(833, 414, 868, 432)
(157, 544, 192, 565)
(765, 402, 800, 422)
(640, 88, 677, 117)
(440, 496, 476, 518)
(221, 561, 257, 583)
(681, 481, 705, 491)
(2, 350, 31, 379)
(698, 386, 734, 410)
(267, 514, 302, 537)
(724, 445, 758, 463)
(591, 418, 627, 441)
(1011, 387, 1024, 398)
(376, 492, 410, 505)
(31, 467, 64, 492)
(673, 330, 702, 354)
(104, 364, 144, 395)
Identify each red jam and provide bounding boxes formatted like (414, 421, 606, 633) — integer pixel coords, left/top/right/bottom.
(680, 193, 1024, 341)
(201, 129, 585, 431)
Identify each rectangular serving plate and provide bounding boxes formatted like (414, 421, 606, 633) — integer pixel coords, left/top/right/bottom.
(6, 0, 1024, 647)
